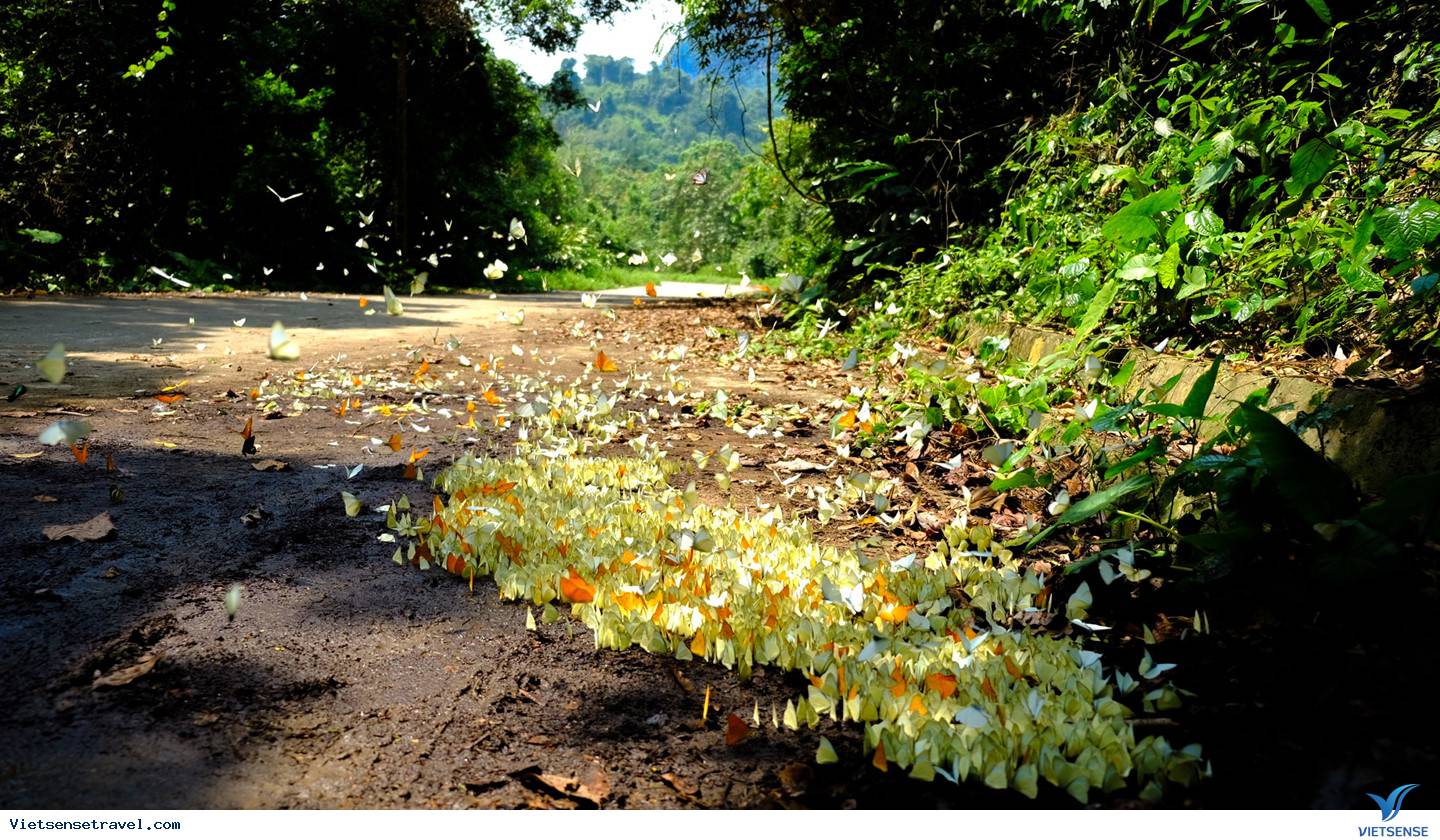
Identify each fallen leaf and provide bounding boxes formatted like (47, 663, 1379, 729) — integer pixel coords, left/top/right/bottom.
(12, 452, 44, 459)
(100, 566, 122, 579)
(251, 459, 289, 472)
(525, 765, 609, 807)
(776, 762, 812, 796)
(92, 653, 159, 688)
(33, 494, 58, 502)
(43, 512, 116, 542)
(241, 507, 270, 526)
(659, 772, 697, 798)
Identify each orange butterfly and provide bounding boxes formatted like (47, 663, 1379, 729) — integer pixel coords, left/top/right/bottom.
(724, 714, 750, 746)
(155, 394, 184, 404)
(387, 433, 402, 452)
(645, 281, 657, 297)
(70, 441, 89, 465)
(559, 568, 595, 603)
(595, 351, 618, 373)
(239, 416, 256, 455)
(358, 296, 369, 308)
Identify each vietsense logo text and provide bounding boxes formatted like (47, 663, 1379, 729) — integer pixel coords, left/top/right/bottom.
(1359, 784, 1427, 838)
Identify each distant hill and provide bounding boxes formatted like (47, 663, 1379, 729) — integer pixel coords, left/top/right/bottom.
(548, 53, 770, 168)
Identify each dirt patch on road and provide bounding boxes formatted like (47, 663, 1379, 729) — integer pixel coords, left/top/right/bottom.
(0, 293, 1050, 809)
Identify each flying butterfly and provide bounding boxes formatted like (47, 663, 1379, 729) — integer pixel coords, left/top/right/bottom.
(691, 168, 709, 186)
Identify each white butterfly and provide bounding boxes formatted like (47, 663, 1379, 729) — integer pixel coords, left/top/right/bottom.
(358, 210, 373, 227)
(38, 418, 91, 445)
(36, 344, 66, 384)
(148, 266, 191, 288)
(233, 318, 246, 327)
(262, 267, 274, 276)
(587, 99, 601, 112)
(383, 285, 404, 316)
(266, 186, 304, 203)
(268, 321, 300, 360)
(508, 217, 526, 242)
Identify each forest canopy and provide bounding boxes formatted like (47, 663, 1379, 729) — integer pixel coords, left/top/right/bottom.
(0, 0, 636, 291)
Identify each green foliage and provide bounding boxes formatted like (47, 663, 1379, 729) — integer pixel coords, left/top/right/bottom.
(687, 0, 1440, 354)
(0, 0, 624, 292)
(546, 54, 833, 278)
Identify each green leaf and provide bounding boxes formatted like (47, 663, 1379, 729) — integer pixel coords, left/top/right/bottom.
(1103, 188, 1182, 244)
(1181, 356, 1221, 420)
(1102, 214, 1158, 245)
(1184, 207, 1224, 237)
(1194, 157, 1235, 193)
(18, 228, 63, 244)
(1303, 0, 1332, 24)
(1074, 280, 1119, 342)
(1157, 243, 1180, 289)
(1057, 475, 1154, 525)
(1373, 199, 1440, 255)
(1338, 261, 1384, 293)
(1103, 437, 1167, 480)
(1285, 139, 1336, 194)
(1234, 404, 1354, 524)
(991, 468, 1047, 491)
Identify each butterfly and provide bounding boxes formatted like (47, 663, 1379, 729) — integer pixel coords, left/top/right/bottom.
(148, 266, 191, 288)
(383, 285, 404, 316)
(266, 185, 304, 203)
(268, 321, 300, 360)
(240, 416, 257, 455)
(587, 99, 601, 113)
(691, 168, 709, 186)
(561, 158, 582, 178)
(8, 384, 27, 401)
(37, 343, 66, 384)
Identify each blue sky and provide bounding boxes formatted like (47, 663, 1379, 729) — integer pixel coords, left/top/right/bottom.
(483, 0, 683, 81)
